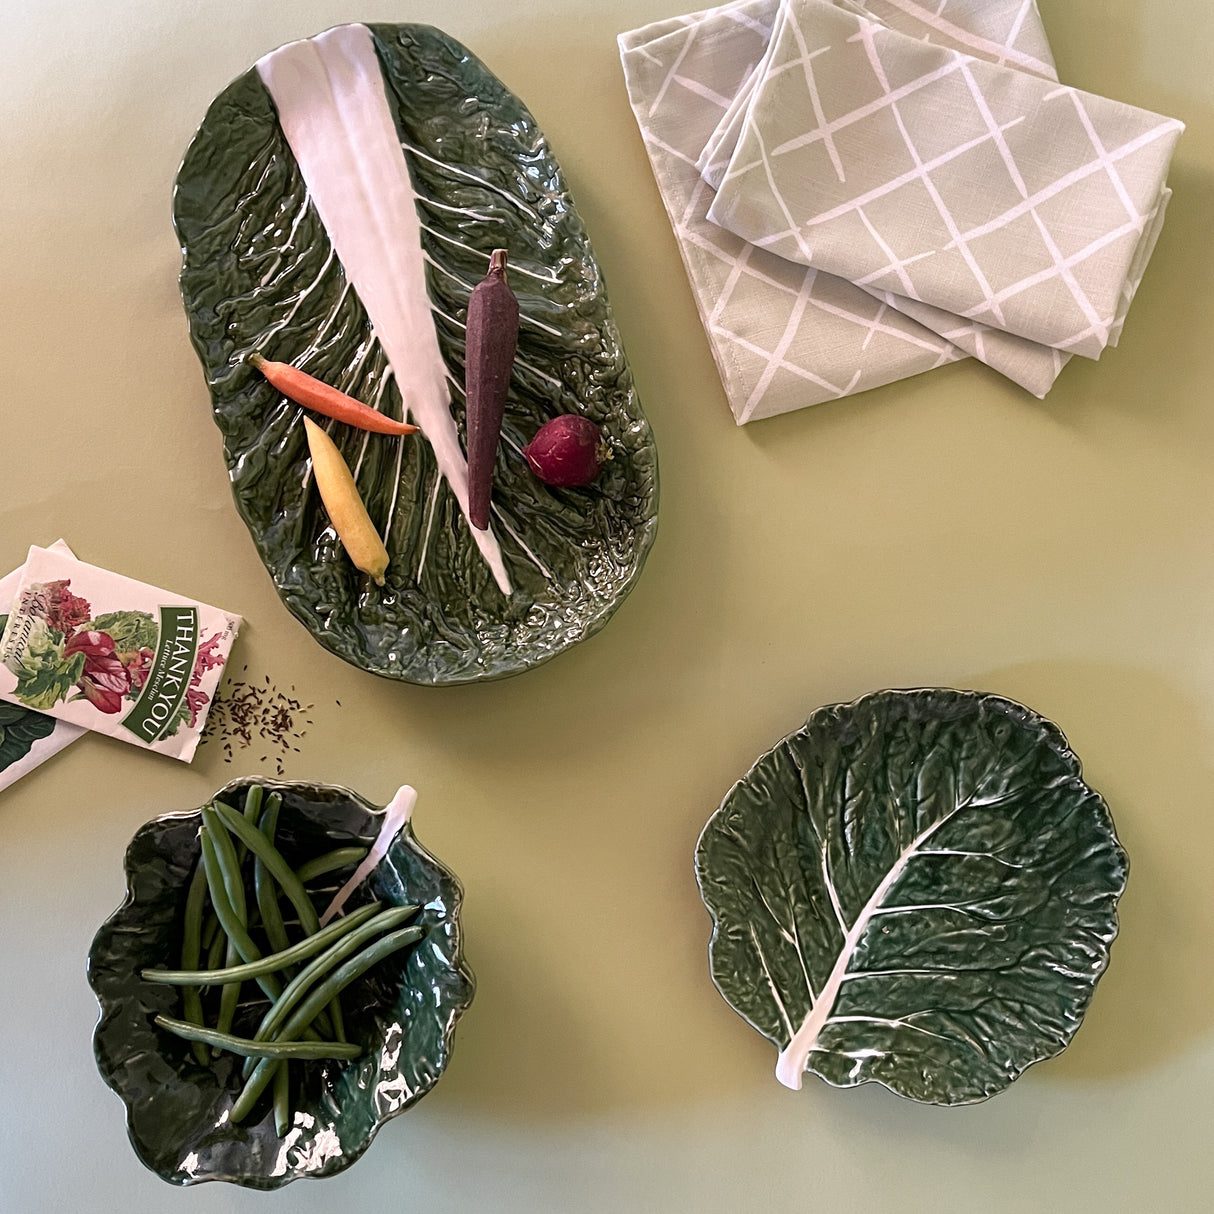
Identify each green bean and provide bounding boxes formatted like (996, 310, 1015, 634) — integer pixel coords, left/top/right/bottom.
(234, 786, 263, 865)
(199, 822, 254, 960)
(199, 798, 254, 953)
(154, 1015, 361, 1060)
(199, 823, 282, 1003)
(216, 940, 241, 1046)
(274, 1061, 290, 1137)
(200, 910, 220, 952)
(232, 923, 424, 1123)
(179, 856, 210, 1065)
(242, 784, 264, 827)
(212, 787, 261, 876)
(212, 799, 348, 1040)
(328, 986, 347, 1045)
(202, 806, 247, 924)
(240, 908, 419, 1078)
(295, 847, 368, 885)
(142, 900, 388, 985)
(253, 908, 418, 1045)
(255, 795, 291, 959)
(201, 830, 243, 1040)
(204, 916, 226, 976)
(212, 800, 318, 935)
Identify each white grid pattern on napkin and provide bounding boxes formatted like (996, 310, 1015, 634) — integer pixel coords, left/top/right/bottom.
(620, 0, 964, 423)
(621, 0, 1069, 410)
(858, 0, 1056, 77)
(692, 0, 1077, 392)
(622, 1, 1181, 415)
(707, 1, 1183, 360)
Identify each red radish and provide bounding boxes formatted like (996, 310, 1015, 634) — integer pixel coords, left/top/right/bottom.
(523, 415, 610, 487)
(465, 249, 519, 530)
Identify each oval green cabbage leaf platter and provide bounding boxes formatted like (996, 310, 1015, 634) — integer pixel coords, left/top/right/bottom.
(173, 23, 657, 685)
(696, 689, 1129, 1105)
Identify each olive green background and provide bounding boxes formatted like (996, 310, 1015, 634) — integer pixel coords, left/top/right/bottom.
(1, 1, 1211, 1210)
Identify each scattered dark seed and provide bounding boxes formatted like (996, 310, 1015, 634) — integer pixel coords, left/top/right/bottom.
(200, 671, 315, 769)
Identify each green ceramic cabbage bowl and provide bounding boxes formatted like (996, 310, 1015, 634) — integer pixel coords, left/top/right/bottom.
(87, 778, 473, 1188)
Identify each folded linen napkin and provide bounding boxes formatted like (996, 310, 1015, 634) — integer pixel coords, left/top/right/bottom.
(620, 0, 962, 424)
(697, 0, 1083, 396)
(619, 0, 1183, 419)
(707, 0, 1183, 360)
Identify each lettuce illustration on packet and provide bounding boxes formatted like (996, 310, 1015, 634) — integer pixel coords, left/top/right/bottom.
(86, 610, 159, 655)
(3, 611, 87, 712)
(0, 542, 88, 792)
(64, 630, 132, 714)
(0, 589, 156, 716)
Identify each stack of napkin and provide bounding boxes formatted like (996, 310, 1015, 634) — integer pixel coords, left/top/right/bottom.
(619, 0, 1183, 422)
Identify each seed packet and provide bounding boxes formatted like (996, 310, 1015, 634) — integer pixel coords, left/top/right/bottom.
(0, 546, 242, 763)
(0, 541, 86, 793)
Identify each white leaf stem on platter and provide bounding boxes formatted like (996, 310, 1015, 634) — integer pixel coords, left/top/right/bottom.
(256, 24, 512, 595)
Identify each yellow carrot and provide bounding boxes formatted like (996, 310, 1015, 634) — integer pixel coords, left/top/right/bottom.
(302, 416, 389, 586)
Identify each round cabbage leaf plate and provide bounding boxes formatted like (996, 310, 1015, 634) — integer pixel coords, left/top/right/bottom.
(696, 689, 1128, 1105)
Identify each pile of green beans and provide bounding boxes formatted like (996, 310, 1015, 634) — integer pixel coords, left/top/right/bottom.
(142, 786, 423, 1134)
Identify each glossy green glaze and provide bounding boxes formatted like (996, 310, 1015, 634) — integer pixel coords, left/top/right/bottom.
(0, 701, 56, 774)
(87, 779, 474, 1188)
(172, 25, 658, 685)
(696, 689, 1128, 1105)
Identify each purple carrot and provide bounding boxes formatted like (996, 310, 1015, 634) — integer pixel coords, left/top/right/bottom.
(465, 249, 519, 530)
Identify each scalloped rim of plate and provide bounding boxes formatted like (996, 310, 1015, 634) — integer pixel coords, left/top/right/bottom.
(693, 686, 1128, 1107)
(169, 23, 660, 688)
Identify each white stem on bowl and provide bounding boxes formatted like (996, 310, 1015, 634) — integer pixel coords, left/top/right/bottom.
(257, 24, 512, 595)
(319, 784, 417, 926)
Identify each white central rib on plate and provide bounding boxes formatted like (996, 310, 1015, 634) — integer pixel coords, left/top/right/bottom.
(257, 23, 512, 595)
(773, 796, 972, 1089)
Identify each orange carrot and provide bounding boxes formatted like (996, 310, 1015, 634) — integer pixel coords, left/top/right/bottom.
(249, 353, 419, 437)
